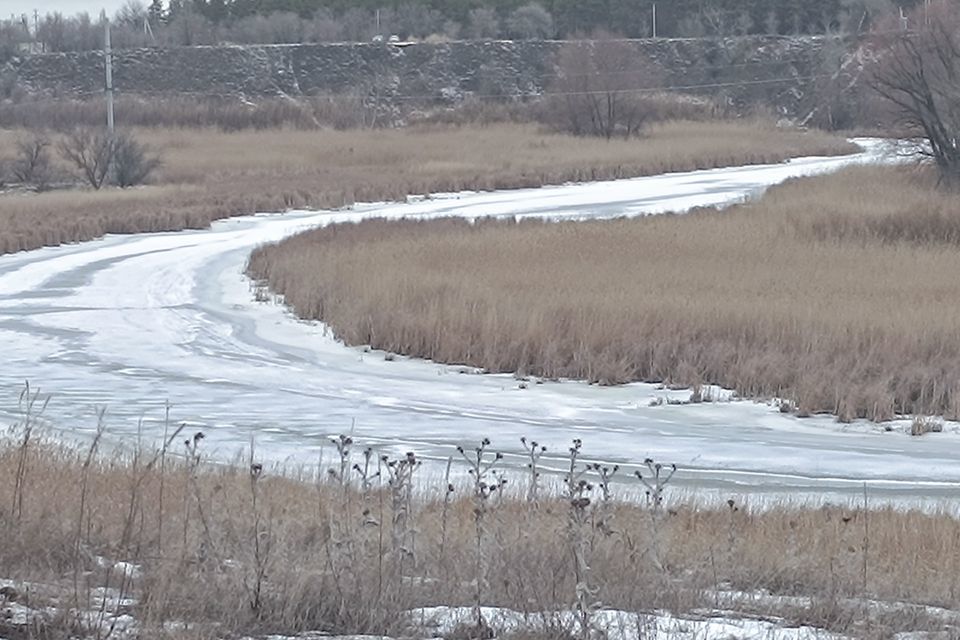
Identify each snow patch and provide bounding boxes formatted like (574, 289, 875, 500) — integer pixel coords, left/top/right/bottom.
(411, 605, 844, 640)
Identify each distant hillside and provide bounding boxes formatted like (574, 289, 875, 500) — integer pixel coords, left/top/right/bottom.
(2, 35, 869, 123)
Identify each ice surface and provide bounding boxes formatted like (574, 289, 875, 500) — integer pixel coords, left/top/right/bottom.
(1, 140, 953, 504)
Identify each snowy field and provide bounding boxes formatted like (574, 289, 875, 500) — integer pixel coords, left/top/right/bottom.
(1, 139, 952, 505)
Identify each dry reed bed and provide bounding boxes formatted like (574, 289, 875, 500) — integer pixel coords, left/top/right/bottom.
(0, 92, 759, 132)
(0, 95, 353, 131)
(0, 121, 854, 255)
(247, 165, 960, 422)
(3, 421, 960, 640)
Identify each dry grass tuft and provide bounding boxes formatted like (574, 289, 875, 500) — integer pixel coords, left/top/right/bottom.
(247, 164, 960, 421)
(2, 421, 960, 640)
(0, 121, 854, 255)
(910, 416, 944, 436)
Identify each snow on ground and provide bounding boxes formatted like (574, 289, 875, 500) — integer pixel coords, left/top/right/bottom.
(234, 606, 848, 640)
(4, 573, 954, 640)
(1, 573, 138, 640)
(1, 140, 953, 504)
(412, 606, 842, 640)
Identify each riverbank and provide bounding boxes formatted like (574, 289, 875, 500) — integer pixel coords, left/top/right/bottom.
(0, 120, 854, 254)
(247, 163, 960, 421)
(2, 426, 958, 640)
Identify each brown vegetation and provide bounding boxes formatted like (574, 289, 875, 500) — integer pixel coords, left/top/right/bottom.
(247, 164, 960, 422)
(0, 91, 728, 133)
(3, 414, 960, 640)
(0, 121, 853, 255)
(0, 95, 374, 131)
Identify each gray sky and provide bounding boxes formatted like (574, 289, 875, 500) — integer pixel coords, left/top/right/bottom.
(2, 0, 131, 19)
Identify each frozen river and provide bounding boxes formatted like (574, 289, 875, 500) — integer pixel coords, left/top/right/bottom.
(2, 140, 957, 505)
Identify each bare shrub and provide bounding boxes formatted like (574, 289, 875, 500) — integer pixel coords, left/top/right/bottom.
(543, 33, 662, 139)
(55, 129, 158, 189)
(112, 133, 161, 188)
(12, 135, 52, 190)
(306, 92, 378, 129)
(410, 97, 538, 126)
(871, 3, 960, 183)
(58, 128, 115, 190)
(910, 416, 943, 436)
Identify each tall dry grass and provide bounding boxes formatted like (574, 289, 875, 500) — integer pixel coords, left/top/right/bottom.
(247, 164, 960, 422)
(0, 92, 729, 132)
(2, 414, 960, 640)
(0, 95, 373, 131)
(0, 121, 854, 255)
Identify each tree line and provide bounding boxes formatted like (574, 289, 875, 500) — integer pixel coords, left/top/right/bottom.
(0, 0, 921, 56)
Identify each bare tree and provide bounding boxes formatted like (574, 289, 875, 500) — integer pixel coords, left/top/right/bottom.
(12, 135, 52, 190)
(506, 3, 554, 40)
(545, 32, 661, 139)
(114, 0, 147, 28)
(59, 128, 115, 190)
(467, 7, 500, 40)
(871, 3, 960, 183)
(58, 129, 161, 189)
(112, 133, 161, 187)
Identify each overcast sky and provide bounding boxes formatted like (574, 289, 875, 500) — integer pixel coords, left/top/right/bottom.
(2, 0, 131, 19)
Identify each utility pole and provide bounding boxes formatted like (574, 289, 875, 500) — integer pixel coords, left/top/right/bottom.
(33, 9, 42, 52)
(103, 12, 115, 133)
(144, 16, 155, 42)
(652, 3, 657, 38)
